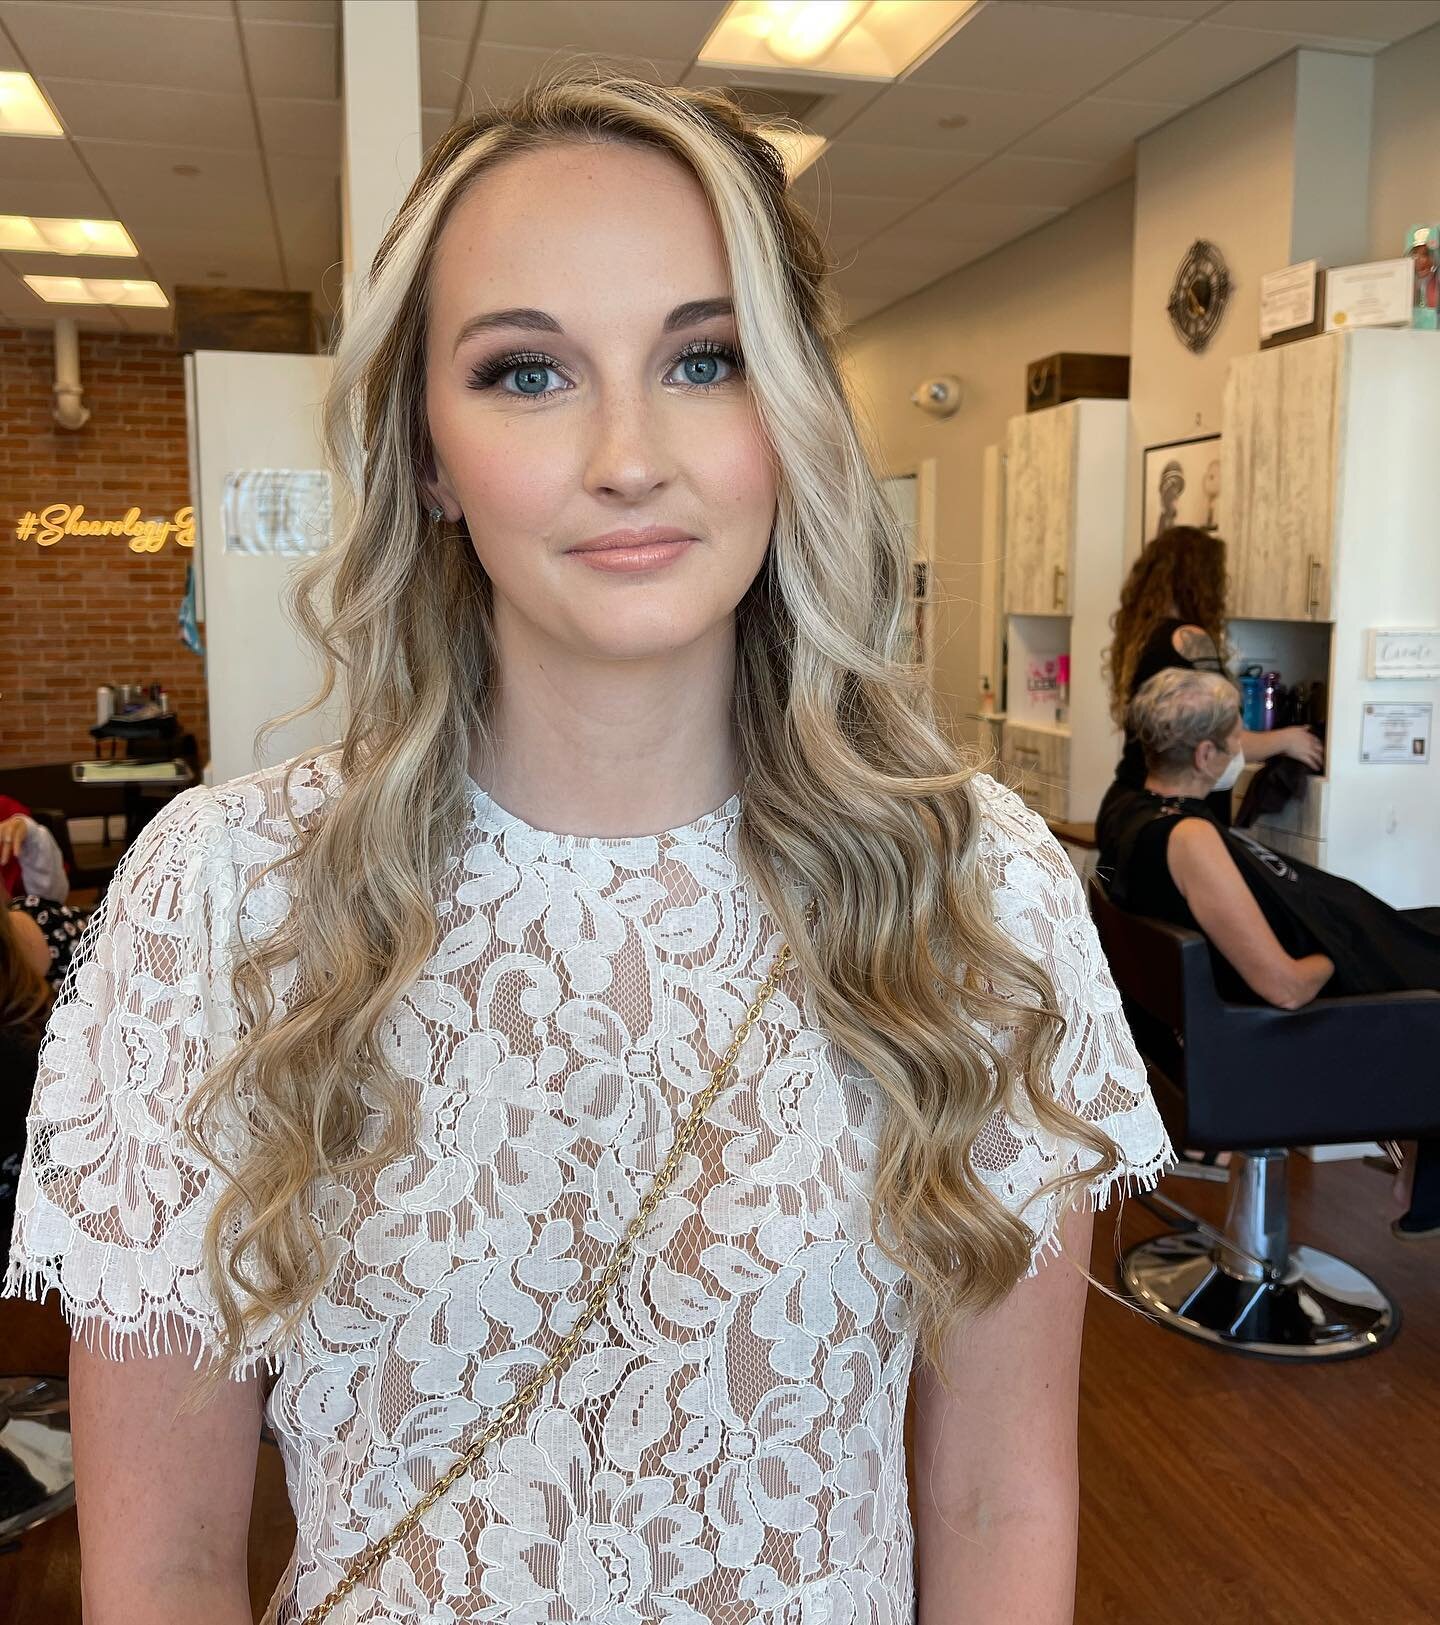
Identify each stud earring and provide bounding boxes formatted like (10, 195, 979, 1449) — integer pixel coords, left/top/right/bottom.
(429, 505, 444, 522)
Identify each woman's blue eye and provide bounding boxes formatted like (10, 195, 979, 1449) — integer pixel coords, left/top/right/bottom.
(466, 340, 743, 401)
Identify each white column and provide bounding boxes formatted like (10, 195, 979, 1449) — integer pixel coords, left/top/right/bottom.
(341, 0, 423, 327)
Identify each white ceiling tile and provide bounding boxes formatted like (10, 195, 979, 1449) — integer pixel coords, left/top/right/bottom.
(837, 292, 889, 327)
(481, 0, 727, 59)
(838, 79, 1070, 156)
(0, 174, 113, 217)
(898, 194, 1065, 244)
(242, 0, 339, 21)
(41, 78, 256, 149)
(240, 17, 339, 100)
(804, 140, 988, 199)
(1100, 23, 1304, 103)
(945, 150, 1134, 208)
(1011, 94, 1179, 160)
(833, 260, 918, 300)
(257, 97, 340, 162)
(839, 233, 980, 283)
(419, 0, 480, 42)
(0, 2, 246, 93)
(1209, 0, 1440, 43)
(112, 304, 178, 333)
(422, 106, 455, 154)
(270, 152, 339, 266)
(823, 191, 925, 237)
(162, 246, 286, 285)
(65, 1, 231, 17)
(0, 135, 93, 185)
(1027, 0, 1216, 16)
(909, 0, 1188, 96)
(78, 141, 271, 228)
(456, 42, 692, 115)
(420, 31, 477, 115)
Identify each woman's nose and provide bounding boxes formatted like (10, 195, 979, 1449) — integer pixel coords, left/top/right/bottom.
(580, 384, 673, 500)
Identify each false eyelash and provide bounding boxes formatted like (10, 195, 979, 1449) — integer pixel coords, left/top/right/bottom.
(465, 337, 745, 397)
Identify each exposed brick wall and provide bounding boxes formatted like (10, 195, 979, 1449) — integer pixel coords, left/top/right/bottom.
(0, 326, 208, 772)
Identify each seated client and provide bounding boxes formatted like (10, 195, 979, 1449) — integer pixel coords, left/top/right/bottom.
(1097, 665, 1440, 1240)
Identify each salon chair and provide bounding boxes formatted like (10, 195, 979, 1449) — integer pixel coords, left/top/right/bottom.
(1088, 877, 1440, 1362)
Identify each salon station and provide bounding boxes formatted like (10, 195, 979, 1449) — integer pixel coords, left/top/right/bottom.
(1, 4, 1438, 1622)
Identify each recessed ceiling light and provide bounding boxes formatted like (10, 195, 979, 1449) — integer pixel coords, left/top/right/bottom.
(0, 215, 139, 256)
(24, 275, 169, 308)
(0, 72, 64, 138)
(700, 0, 979, 82)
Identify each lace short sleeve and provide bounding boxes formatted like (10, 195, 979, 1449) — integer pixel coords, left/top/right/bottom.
(967, 775, 1176, 1276)
(2, 784, 279, 1375)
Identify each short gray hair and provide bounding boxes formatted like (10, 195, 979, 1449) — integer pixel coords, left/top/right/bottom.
(1128, 667, 1240, 772)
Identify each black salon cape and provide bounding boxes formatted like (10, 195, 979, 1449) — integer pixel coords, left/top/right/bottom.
(1097, 791, 1440, 999)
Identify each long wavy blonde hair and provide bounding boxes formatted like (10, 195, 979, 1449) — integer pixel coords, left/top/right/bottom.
(179, 70, 1121, 1410)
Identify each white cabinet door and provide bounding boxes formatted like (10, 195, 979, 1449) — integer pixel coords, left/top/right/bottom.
(1004, 404, 1076, 615)
(1223, 337, 1341, 620)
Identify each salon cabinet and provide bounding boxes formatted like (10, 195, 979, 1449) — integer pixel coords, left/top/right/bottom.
(1003, 404, 1075, 615)
(1222, 335, 1341, 621)
(1000, 722, 1071, 822)
(997, 397, 1129, 825)
(1225, 329, 1440, 907)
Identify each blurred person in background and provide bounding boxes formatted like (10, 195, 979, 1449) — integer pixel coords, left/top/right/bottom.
(1097, 526, 1323, 847)
(0, 883, 52, 1259)
(1100, 667, 1440, 1241)
(0, 792, 69, 904)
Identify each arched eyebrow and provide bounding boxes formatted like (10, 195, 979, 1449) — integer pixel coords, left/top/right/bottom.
(451, 296, 734, 358)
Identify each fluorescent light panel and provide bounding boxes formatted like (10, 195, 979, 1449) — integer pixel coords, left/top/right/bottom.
(24, 275, 169, 308)
(0, 72, 65, 137)
(761, 124, 829, 182)
(701, 0, 979, 81)
(0, 215, 139, 256)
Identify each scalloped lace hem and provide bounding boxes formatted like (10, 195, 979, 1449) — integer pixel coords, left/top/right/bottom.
(1020, 1144, 1178, 1280)
(1, 1261, 284, 1379)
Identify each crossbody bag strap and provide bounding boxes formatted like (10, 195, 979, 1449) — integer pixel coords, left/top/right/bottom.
(296, 941, 792, 1625)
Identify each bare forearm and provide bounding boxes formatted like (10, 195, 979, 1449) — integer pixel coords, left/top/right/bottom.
(916, 1489, 1078, 1624)
(1241, 728, 1285, 761)
(1274, 952, 1336, 1009)
(83, 1575, 253, 1625)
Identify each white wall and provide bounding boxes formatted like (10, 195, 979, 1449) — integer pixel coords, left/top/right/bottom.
(842, 182, 1134, 749)
(1370, 20, 1440, 260)
(1128, 55, 1298, 485)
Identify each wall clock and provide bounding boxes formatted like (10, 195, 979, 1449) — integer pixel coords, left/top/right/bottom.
(1167, 239, 1231, 353)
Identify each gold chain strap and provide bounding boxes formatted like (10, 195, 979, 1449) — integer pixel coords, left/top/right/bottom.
(297, 941, 793, 1625)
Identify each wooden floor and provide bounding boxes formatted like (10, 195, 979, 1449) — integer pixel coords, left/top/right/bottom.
(1, 1154, 1434, 1623)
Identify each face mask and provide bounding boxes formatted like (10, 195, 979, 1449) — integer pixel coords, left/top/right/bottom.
(1212, 749, 1245, 793)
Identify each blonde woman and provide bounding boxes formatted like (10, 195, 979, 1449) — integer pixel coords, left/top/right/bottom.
(4, 76, 1171, 1625)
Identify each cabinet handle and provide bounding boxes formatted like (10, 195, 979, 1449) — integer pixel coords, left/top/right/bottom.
(1307, 555, 1321, 618)
(1052, 564, 1066, 610)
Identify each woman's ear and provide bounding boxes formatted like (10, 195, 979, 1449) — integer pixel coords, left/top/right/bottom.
(420, 447, 460, 523)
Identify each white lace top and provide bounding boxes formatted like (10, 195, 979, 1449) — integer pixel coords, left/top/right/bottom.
(4, 751, 1172, 1624)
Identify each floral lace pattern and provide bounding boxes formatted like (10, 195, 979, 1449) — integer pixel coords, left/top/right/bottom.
(4, 752, 1173, 1623)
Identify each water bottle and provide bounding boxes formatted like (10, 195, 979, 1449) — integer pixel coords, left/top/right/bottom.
(1239, 666, 1265, 731)
(1261, 670, 1282, 731)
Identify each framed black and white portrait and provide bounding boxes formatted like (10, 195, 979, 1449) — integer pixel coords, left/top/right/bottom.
(1142, 434, 1221, 543)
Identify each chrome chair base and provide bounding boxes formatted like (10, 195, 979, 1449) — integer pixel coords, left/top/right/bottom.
(1120, 1232, 1398, 1361)
(0, 1375, 74, 1548)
